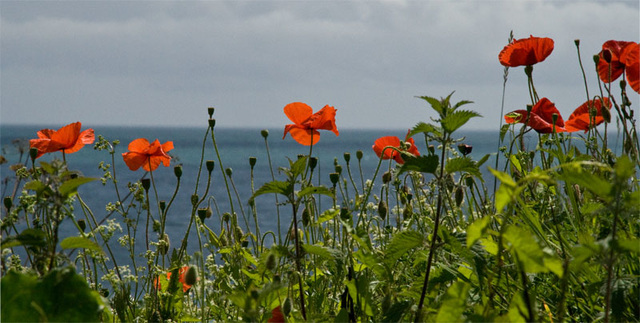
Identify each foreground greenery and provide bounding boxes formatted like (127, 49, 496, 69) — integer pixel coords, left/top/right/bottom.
(1, 37, 639, 322)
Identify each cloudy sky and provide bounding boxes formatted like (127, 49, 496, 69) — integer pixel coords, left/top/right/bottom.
(1, 1, 638, 130)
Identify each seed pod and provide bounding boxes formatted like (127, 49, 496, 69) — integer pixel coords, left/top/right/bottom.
(261, 129, 269, 138)
(265, 253, 277, 271)
(206, 160, 215, 173)
(343, 152, 351, 163)
(77, 219, 86, 232)
(329, 173, 340, 185)
(159, 200, 166, 213)
(382, 171, 392, 184)
(378, 200, 388, 220)
(403, 206, 412, 220)
(197, 208, 208, 222)
(184, 266, 197, 286)
(334, 164, 342, 174)
(225, 168, 233, 177)
(249, 157, 257, 167)
(4, 196, 12, 211)
(301, 208, 310, 227)
(174, 165, 182, 178)
(207, 107, 215, 118)
(340, 206, 350, 221)
(141, 178, 151, 191)
(356, 150, 363, 160)
(602, 48, 612, 63)
(191, 194, 199, 206)
(309, 157, 318, 170)
(29, 147, 38, 162)
(455, 186, 464, 207)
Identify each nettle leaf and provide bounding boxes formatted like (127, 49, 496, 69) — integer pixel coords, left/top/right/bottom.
(435, 281, 471, 322)
(298, 186, 334, 199)
(290, 156, 308, 178)
(398, 154, 439, 175)
(317, 208, 339, 224)
(303, 244, 342, 267)
(250, 181, 293, 203)
(556, 162, 611, 200)
(445, 156, 481, 178)
(60, 236, 104, 255)
(503, 225, 563, 277)
(59, 177, 97, 198)
(441, 110, 481, 134)
(24, 180, 53, 196)
(409, 122, 442, 138)
(416, 95, 445, 116)
(384, 230, 424, 266)
(2, 228, 46, 249)
(466, 216, 492, 248)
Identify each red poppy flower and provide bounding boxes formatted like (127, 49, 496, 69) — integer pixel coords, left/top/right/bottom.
(283, 102, 339, 146)
(372, 130, 420, 164)
(29, 122, 95, 159)
(498, 36, 554, 67)
(564, 98, 612, 133)
(597, 40, 635, 84)
(504, 98, 566, 133)
(620, 42, 639, 94)
(154, 266, 192, 293)
(122, 138, 173, 171)
(267, 305, 285, 323)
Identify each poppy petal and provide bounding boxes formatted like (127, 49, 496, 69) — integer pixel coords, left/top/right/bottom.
(597, 40, 635, 83)
(565, 98, 612, 132)
(128, 138, 151, 153)
(50, 122, 81, 149)
(287, 127, 320, 146)
(268, 306, 285, 323)
(621, 43, 640, 93)
(531, 98, 565, 128)
(499, 36, 554, 67)
(307, 105, 339, 136)
(122, 152, 148, 171)
(284, 102, 313, 125)
(372, 136, 401, 160)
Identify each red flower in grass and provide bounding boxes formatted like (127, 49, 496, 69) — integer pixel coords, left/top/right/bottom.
(597, 40, 635, 84)
(504, 98, 566, 133)
(620, 42, 639, 94)
(283, 102, 339, 146)
(498, 36, 554, 67)
(122, 138, 173, 171)
(154, 266, 192, 293)
(564, 98, 612, 133)
(372, 130, 420, 164)
(29, 122, 95, 159)
(267, 305, 285, 323)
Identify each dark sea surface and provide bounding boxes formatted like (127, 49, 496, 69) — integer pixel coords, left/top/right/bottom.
(0, 124, 621, 268)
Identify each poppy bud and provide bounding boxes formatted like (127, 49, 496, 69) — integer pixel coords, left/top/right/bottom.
(261, 129, 269, 138)
(455, 186, 464, 207)
(191, 194, 199, 206)
(222, 212, 231, 223)
(159, 233, 170, 255)
(249, 156, 257, 167)
(3, 196, 12, 211)
(174, 165, 182, 178)
(197, 208, 208, 222)
(343, 152, 351, 163)
(283, 297, 292, 316)
(265, 253, 277, 271)
(309, 157, 318, 170)
(185, 266, 198, 286)
(403, 206, 412, 220)
(235, 225, 244, 241)
(574, 39, 580, 46)
(620, 79, 627, 90)
(526, 104, 533, 113)
(208, 107, 215, 118)
(356, 150, 363, 161)
(378, 200, 388, 220)
(382, 171, 392, 184)
(141, 178, 151, 192)
(225, 167, 233, 177)
(208, 118, 216, 128)
(552, 113, 559, 128)
(601, 105, 611, 123)
(334, 164, 342, 174)
(593, 54, 600, 65)
(602, 49, 612, 63)
(153, 220, 161, 233)
(302, 207, 310, 227)
(29, 147, 38, 162)
(159, 200, 166, 213)
(77, 219, 86, 232)
(465, 176, 474, 188)
(206, 160, 215, 173)
(525, 65, 533, 77)
(457, 144, 472, 156)
(329, 172, 340, 185)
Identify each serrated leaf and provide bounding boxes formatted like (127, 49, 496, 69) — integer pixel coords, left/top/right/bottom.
(303, 244, 342, 262)
(60, 236, 104, 255)
(317, 208, 339, 224)
(435, 281, 470, 322)
(466, 216, 492, 248)
(416, 95, 444, 115)
(398, 154, 439, 175)
(445, 156, 481, 178)
(59, 177, 97, 198)
(298, 186, 334, 199)
(384, 230, 424, 266)
(489, 168, 516, 187)
(250, 181, 293, 203)
(409, 122, 441, 138)
(441, 110, 481, 133)
(1, 228, 46, 249)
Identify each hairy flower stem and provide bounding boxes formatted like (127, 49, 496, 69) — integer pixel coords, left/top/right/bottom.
(291, 201, 307, 320)
(415, 134, 449, 322)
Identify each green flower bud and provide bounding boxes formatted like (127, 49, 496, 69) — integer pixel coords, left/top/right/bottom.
(261, 129, 269, 138)
(265, 253, 277, 271)
(159, 200, 166, 213)
(174, 165, 182, 178)
(356, 150, 363, 160)
(403, 206, 412, 220)
(601, 105, 611, 123)
(29, 147, 38, 162)
(141, 178, 151, 191)
(378, 200, 387, 220)
(158, 233, 170, 255)
(208, 118, 216, 128)
(222, 212, 231, 223)
(593, 54, 600, 65)
(340, 206, 350, 221)
(382, 171, 392, 184)
(455, 186, 464, 207)
(206, 160, 215, 173)
(77, 219, 86, 232)
(185, 266, 198, 286)
(3, 196, 12, 211)
(208, 107, 215, 118)
(191, 194, 199, 206)
(301, 207, 310, 227)
(225, 167, 233, 177)
(329, 173, 340, 185)
(249, 156, 257, 167)
(283, 297, 292, 316)
(343, 152, 351, 163)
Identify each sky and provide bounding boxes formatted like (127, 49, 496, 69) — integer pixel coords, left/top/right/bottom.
(1, 0, 639, 130)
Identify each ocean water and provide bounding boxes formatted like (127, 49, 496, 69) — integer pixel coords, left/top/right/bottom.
(2, 123, 611, 267)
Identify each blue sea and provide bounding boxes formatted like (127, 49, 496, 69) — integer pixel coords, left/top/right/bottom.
(0, 124, 617, 268)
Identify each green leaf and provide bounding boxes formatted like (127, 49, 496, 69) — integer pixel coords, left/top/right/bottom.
(384, 230, 424, 266)
(2, 228, 46, 249)
(298, 186, 334, 199)
(503, 225, 562, 276)
(409, 122, 441, 138)
(489, 168, 516, 187)
(466, 216, 492, 248)
(445, 156, 481, 178)
(441, 110, 482, 133)
(435, 281, 470, 322)
(59, 177, 97, 198)
(249, 181, 293, 203)
(317, 208, 340, 224)
(416, 95, 444, 116)
(303, 244, 342, 263)
(60, 236, 104, 255)
(398, 154, 439, 175)
(556, 161, 611, 200)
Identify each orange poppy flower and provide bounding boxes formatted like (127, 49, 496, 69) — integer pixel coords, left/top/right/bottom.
(498, 35, 554, 67)
(597, 40, 635, 84)
(620, 42, 639, 94)
(154, 266, 192, 293)
(372, 130, 420, 164)
(564, 98, 612, 133)
(282, 102, 339, 146)
(267, 305, 285, 323)
(122, 138, 173, 171)
(504, 98, 566, 133)
(29, 122, 95, 159)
